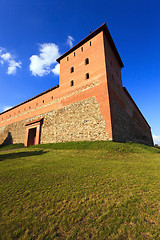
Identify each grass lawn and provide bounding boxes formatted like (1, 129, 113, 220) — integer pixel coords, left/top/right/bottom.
(0, 143, 24, 152)
(0, 141, 160, 239)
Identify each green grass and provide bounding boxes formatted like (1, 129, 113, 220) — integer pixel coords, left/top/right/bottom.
(0, 141, 160, 239)
(0, 143, 24, 151)
(30, 140, 159, 153)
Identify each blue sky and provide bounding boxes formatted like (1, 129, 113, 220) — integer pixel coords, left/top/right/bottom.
(0, 0, 159, 144)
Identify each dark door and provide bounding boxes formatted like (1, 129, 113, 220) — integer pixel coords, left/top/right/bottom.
(27, 128, 37, 147)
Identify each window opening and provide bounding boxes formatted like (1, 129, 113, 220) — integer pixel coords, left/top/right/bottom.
(85, 58, 89, 65)
(81, 47, 83, 52)
(86, 73, 89, 79)
(90, 41, 91, 46)
(70, 67, 74, 73)
(70, 80, 74, 86)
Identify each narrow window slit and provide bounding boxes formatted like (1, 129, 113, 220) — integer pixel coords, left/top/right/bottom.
(70, 67, 74, 73)
(86, 73, 89, 79)
(70, 80, 74, 86)
(85, 58, 89, 65)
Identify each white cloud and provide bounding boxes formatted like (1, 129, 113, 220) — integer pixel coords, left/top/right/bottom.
(153, 134, 160, 145)
(1, 52, 11, 61)
(3, 106, 12, 112)
(30, 43, 60, 77)
(67, 35, 75, 48)
(0, 48, 21, 75)
(52, 63, 60, 75)
(8, 60, 21, 75)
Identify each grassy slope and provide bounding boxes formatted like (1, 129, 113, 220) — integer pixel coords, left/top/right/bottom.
(0, 141, 160, 239)
(0, 143, 24, 152)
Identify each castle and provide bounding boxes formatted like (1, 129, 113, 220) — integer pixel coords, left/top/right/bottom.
(0, 23, 153, 146)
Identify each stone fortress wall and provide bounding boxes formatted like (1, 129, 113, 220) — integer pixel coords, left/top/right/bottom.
(0, 24, 153, 146)
(103, 32, 153, 145)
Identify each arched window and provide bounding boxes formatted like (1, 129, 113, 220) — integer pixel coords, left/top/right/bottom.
(70, 66, 74, 73)
(70, 80, 74, 86)
(85, 58, 89, 65)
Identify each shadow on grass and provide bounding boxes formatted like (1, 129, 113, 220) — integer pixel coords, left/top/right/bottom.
(0, 150, 47, 161)
(0, 143, 25, 152)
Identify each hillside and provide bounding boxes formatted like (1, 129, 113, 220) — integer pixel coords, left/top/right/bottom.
(0, 141, 160, 239)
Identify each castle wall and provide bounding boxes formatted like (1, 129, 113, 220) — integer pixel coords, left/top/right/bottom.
(109, 89, 153, 145)
(0, 96, 109, 145)
(103, 33, 153, 146)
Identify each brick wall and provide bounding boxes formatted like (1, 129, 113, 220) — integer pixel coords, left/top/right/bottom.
(0, 97, 109, 145)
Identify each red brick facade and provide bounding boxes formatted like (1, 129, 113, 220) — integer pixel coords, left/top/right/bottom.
(0, 24, 153, 146)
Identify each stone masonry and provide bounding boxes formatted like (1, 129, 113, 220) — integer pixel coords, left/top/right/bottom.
(0, 97, 109, 145)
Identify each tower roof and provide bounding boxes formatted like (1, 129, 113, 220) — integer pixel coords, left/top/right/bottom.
(56, 23, 124, 68)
